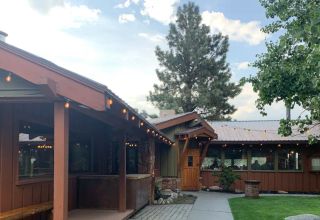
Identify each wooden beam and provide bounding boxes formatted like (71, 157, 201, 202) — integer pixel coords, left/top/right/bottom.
(39, 78, 57, 99)
(119, 135, 127, 212)
(200, 141, 210, 166)
(53, 102, 69, 220)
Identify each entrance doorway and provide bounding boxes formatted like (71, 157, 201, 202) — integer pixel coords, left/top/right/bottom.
(181, 148, 200, 190)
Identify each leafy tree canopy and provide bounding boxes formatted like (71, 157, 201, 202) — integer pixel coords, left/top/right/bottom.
(245, 0, 320, 143)
(148, 2, 242, 120)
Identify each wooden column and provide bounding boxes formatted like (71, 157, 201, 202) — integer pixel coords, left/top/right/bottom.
(148, 138, 156, 204)
(53, 102, 69, 220)
(119, 135, 126, 212)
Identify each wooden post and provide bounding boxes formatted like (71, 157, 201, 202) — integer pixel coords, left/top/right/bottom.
(148, 138, 155, 204)
(53, 102, 69, 220)
(119, 135, 126, 212)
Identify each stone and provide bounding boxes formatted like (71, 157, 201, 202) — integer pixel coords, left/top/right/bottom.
(167, 198, 173, 203)
(209, 185, 222, 191)
(161, 189, 173, 198)
(285, 214, 320, 220)
(235, 189, 244, 193)
(158, 198, 164, 204)
(278, 190, 288, 194)
(171, 192, 178, 199)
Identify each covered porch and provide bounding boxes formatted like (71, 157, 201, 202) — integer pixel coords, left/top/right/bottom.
(0, 40, 173, 220)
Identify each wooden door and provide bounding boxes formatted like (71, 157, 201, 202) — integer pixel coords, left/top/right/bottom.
(181, 148, 200, 190)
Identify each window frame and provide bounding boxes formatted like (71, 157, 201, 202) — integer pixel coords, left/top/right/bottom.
(311, 157, 320, 172)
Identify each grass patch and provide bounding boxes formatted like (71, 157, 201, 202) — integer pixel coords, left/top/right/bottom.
(229, 196, 320, 220)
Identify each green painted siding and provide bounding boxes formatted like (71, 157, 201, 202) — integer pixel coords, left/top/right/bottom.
(159, 121, 194, 177)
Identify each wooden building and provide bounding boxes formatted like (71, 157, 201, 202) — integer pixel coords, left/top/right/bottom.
(151, 112, 320, 193)
(0, 33, 173, 219)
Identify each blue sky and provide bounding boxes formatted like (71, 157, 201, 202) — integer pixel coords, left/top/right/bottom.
(0, 0, 305, 120)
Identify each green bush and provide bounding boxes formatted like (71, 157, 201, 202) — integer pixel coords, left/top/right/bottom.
(213, 166, 240, 191)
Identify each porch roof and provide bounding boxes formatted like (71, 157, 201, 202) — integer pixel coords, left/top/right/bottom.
(0, 40, 173, 144)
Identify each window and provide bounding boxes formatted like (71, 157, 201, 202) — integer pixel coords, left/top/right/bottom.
(126, 147, 138, 174)
(251, 148, 275, 170)
(188, 156, 193, 167)
(201, 147, 222, 170)
(18, 121, 54, 179)
(278, 148, 302, 171)
(224, 148, 248, 170)
(311, 158, 320, 171)
(69, 136, 92, 173)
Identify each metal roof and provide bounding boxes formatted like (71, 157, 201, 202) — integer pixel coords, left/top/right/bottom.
(148, 112, 195, 124)
(209, 120, 319, 142)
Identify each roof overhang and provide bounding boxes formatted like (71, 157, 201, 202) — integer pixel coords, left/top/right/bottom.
(0, 41, 174, 145)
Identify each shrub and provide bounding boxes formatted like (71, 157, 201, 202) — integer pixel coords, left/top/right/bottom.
(213, 166, 240, 191)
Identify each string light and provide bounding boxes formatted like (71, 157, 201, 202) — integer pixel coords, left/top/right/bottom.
(64, 101, 70, 109)
(5, 73, 11, 82)
(131, 115, 135, 120)
(147, 128, 150, 133)
(106, 98, 113, 106)
(140, 122, 144, 126)
(122, 108, 127, 114)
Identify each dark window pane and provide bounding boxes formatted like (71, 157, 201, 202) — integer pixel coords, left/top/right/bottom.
(251, 148, 274, 170)
(201, 147, 221, 170)
(188, 156, 193, 167)
(278, 148, 302, 171)
(224, 148, 248, 170)
(18, 121, 54, 179)
(126, 147, 138, 174)
(69, 137, 91, 173)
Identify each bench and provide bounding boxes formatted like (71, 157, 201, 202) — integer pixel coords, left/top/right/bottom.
(0, 202, 53, 220)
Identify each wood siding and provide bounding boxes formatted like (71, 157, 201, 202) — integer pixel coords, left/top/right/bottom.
(201, 170, 320, 193)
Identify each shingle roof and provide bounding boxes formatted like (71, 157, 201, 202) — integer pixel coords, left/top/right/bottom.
(148, 112, 195, 124)
(209, 120, 319, 142)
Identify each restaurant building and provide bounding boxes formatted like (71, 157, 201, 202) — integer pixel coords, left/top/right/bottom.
(151, 112, 320, 193)
(0, 31, 173, 220)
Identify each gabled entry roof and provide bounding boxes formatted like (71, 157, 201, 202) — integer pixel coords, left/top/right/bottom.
(0, 40, 173, 144)
(149, 111, 217, 139)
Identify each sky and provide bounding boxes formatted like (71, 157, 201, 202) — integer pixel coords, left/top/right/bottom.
(0, 0, 305, 120)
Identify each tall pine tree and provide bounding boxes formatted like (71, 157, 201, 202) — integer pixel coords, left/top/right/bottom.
(148, 2, 241, 120)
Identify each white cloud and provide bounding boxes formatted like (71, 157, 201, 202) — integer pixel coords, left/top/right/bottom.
(138, 33, 165, 43)
(202, 11, 266, 45)
(118, 13, 136, 23)
(140, 0, 179, 25)
(115, 0, 140, 9)
(236, 61, 250, 70)
(0, 0, 102, 73)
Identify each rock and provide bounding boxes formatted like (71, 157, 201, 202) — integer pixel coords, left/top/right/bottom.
(167, 198, 173, 203)
(209, 185, 222, 191)
(171, 192, 178, 199)
(278, 190, 288, 194)
(160, 189, 173, 197)
(158, 198, 164, 204)
(235, 189, 244, 193)
(285, 214, 320, 220)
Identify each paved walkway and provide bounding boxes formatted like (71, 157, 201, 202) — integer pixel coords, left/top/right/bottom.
(130, 204, 193, 220)
(130, 191, 240, 220)
(187, 191, 241, 220)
